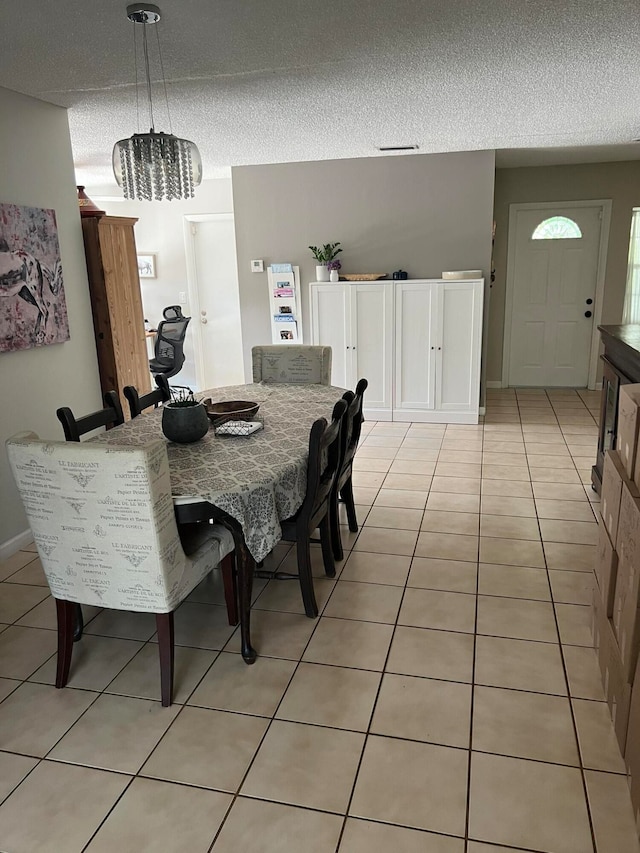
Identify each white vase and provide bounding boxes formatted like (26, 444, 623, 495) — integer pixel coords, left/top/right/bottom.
(329, 269, 339, 282)
(316, 265, 330, 282)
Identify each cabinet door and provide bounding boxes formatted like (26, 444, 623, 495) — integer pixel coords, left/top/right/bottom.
(310, 284, 350, 388)
(435, 281, 482, 414)
(394, 282, 437, 414)
(351, 284, 393, 418)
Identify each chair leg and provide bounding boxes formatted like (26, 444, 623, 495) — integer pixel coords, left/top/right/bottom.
(156, 612, 175, 707)
(320, 515, 337, 578)
(73, 603, 84, 642)
(341, 477, 359, 532)
(221, 552, 239, 626)
(55, 599, 75, 689)
(329, 488, 344, 563)
(297, 536, 318, 618)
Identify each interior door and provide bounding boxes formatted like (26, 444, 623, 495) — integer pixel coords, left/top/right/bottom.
(507, 204, 603, 387)
(189, 215, 244, 389)
(394, 282, 437, 413)
(351, 283, 393, 418)
(310, 284, 350, 388)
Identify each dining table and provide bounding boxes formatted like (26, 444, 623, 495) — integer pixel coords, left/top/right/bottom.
(91, 381, 347, 663)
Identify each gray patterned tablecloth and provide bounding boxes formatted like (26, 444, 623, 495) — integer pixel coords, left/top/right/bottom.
(92, 383, 346, 562)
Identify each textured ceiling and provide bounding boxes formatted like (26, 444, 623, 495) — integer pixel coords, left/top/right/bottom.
(2, 0, 640, 185)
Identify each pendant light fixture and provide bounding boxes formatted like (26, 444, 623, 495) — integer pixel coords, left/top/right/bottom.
(113, 4, 202, 201)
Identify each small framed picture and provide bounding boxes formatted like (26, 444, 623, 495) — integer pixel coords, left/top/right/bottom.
(137, 253, 156, 279)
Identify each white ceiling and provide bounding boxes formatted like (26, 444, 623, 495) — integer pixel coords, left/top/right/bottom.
(2, 0, 640, 186)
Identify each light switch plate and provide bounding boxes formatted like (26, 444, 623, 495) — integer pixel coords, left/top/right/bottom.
(251, 259, 264, 273)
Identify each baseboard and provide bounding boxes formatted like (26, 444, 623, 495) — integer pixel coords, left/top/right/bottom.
(0, 528, 33, 562)
(485, 380, 503, 389)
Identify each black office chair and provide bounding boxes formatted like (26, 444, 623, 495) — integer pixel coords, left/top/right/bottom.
(149, 305, 191, 383)
(124, 375, 171, 419)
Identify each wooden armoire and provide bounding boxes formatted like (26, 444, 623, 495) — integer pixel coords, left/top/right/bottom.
(81, 215, 151, 415)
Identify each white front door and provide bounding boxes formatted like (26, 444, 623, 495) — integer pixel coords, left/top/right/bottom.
(187, 215, 244, 390)
(506, 204, 604, 387)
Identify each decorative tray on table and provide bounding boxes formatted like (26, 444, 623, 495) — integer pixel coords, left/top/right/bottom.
(202, 400, 263, 436)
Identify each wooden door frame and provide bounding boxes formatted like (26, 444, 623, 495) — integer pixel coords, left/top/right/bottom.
(183, 212, 235, 391)
(501, 199, 612, 390)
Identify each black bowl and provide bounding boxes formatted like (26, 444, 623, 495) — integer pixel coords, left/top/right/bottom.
(203, 400, 260, 423)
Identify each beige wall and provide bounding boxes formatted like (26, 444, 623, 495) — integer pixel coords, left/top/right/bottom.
(490, 160, 640, 383)
(0, 87, 101, 551)
(232, 150, 495, 380)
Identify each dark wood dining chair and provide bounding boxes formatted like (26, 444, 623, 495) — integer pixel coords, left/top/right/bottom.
(273, 398, 347, 617)
(330, 378, 368, 561)
(124, 375, 171, 419)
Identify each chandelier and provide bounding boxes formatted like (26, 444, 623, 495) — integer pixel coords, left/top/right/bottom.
(112, 4, 202, 201)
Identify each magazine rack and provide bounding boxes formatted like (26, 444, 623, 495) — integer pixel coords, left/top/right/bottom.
(267, 264, 303, 344)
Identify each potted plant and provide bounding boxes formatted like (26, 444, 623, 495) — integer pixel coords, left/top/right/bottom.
(161, 389, 209, 443)
(309, 242, 342, 282)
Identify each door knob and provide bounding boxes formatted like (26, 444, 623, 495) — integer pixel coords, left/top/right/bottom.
(584, 311, 592, 318)
(586, 298, 593, 305)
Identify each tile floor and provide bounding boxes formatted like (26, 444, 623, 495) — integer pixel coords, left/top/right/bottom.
(0, 387, 639, 851)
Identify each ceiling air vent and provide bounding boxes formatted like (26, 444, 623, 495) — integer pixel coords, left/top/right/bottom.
(377, 144, 419, 152)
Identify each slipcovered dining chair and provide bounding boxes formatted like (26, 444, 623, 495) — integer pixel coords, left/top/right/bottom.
(330, 378, 368, 562)
(251, 345, 332, 385)
(6, 433, 235, 707)
(124, 375, 171, 419)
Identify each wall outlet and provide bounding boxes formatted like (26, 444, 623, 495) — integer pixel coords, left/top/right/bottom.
(251, 259, 264, 273)
(178, 291, 187, 304)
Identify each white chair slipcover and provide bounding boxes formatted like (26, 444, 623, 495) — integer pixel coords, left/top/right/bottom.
(251, 345, 332, 385)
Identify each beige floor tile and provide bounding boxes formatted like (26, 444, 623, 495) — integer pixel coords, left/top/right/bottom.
(533, 482, 589, 501)
(142, 705, 268, 790)
(277, 544, 346, 579)
(396, 447, 443, 462)
(0, 625, 56, 680)
(438, 449, 483, 464)
(479, 537, 545, 568)
(431, 476, 481, 495)
(421, 510, 479, 535)
(399, 588, 476, 633)
(0, 677, 20, 703)
(426, 491, 480, 513)
(549, 570, 593, 605)
(323, 580, 403, 624)
(483, 440, 525, 454)
(521, 431, 564, 444)
(353, 456, 392, 472)
(364, 506, 423, 530)
(353, 527, 418, 556)
(50, 693, 179, 773)
(253, 577, 335, 615)
(0, 681, 97, 756)
(480, 479, 533, 498)
(215, 797, 343, 853)
(0, 583, 49, 624)
(340, 818, 464, 853)
(0, 550, 40, 581)
(387, 627, 474, 683)
(225, 610, 316, 660)
(383, 472, 433, 491)
(545, 542, 596, 572)
(388, 459, 436, 475)
(86, 777, 231, 852)
(477, 596, 558, 642)
(469, 752, 592, 853)
(357, 445, 397, 460)
(572, 698, 627, 773)
(475, 635, 567, 695)
(340, 552, 411, 586)
(242, 719, 364, 812)
(105, 644, 217, 704)
(473, 686, 579, 765)
(16, 597, 101, 632)
(352, 470, 386, 489)
(302, 617, 393, 670)
(525, 442, 571, 456)
(467, 843, 531, 853)
(31, 634, 143, 692)
(478, 563, 550, 601)
(400, 437, 443, 450)
(188, 651, 295, 715)
(276, 662, 380, 731)
(374, 488, 428, 509)
(362, 435, 404, 449)
(540, 519, 598, 546)
(529, 466, 581, 484)
(481, 452, 527, 467)
(0, 760, 130, 853)
(189, 571, 269, 606)
(415, 531, 478, 562)
(480, 514, 540, 541)
(4, 557, 47, 586)
(351, 486, 379, 505)
(480, 495, 535, 517)
(350, 735, 468, 835)
(482, 465, 530, 481)
(555, 603, 593, 646)
(158, 603, 236, 650)
(371, 673, 471, 747)
(535, 499, 596, 522)
(408, 557, 477, 594)
(562, 645, 605, 700)
(85, 608, 158, 641)
(434, 461, 482, 479)
(584, 769, 640, 853)
(0, 751, 38, 803)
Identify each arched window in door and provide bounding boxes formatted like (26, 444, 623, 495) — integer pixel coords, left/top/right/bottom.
(531, 216, 582, 240)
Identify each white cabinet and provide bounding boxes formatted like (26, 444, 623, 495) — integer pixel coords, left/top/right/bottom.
(310, 278, 484, 424)
(310, 282, 393, 420)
